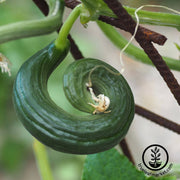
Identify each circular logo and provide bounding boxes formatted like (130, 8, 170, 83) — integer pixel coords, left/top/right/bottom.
(142, 144, 169, 171)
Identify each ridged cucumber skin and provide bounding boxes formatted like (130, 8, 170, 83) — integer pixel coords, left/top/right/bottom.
(13, 42, 134, 154)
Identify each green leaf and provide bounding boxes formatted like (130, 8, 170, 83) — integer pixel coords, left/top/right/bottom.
(82, 148, 146, 180)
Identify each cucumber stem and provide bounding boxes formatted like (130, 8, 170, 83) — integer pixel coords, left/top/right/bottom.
(97, 21, 180, 71)
(0, 0, 63, 44)
(55, 4, 82, 50)
(33, 139, 54, 180)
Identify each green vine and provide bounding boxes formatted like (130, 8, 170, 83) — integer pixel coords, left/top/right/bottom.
(55, 4, 83, 50)
(97, 21, 180, 71)
(33, 139, 54, 180)
(0, 0, 64, 44)
(124, 6, 180, 30)
(81, 0, 180, 30)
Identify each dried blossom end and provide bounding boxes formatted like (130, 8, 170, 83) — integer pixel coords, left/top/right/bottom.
(0, 53, 11, 76)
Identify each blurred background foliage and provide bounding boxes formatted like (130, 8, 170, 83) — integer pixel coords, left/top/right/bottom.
(0, 0, 179, 180)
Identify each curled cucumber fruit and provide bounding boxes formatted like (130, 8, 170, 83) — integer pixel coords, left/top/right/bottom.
(13, 41, 134, 154)
(13, 2, 135, 154)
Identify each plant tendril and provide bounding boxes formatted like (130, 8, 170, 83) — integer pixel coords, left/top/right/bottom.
(0, 0, 63, 44)
(87, 65, 120, 87)
(119, 4, 180, 73)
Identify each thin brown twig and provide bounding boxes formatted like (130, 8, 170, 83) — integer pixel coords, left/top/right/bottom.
(32, 0, 48, 16)
(68, 35, 84, 60)
(119, 139, 135, 165)
(65, 0, 80, 9)
(135, 105, 180, 134)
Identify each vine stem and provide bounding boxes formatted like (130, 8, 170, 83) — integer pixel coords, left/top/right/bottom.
(32, 0, 84, 59)
(97, 21, 180, 71)
(55, 4, 82, 50)
(65, 0, 180, 29)
(0, 0, 62, 44)
(33, 139, 54, 180)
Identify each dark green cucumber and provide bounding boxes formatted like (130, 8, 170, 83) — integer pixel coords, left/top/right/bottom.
(13, 41, 134, 154)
